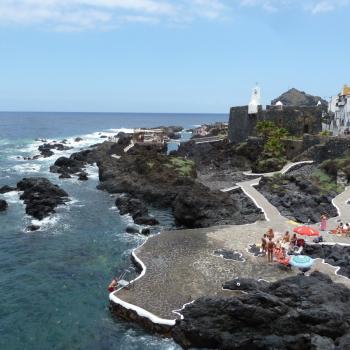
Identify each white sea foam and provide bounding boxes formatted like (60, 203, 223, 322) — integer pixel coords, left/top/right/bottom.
(13, 163, 41, 173)
(2, 191, 20, 203)
(30, 215, 60, 230)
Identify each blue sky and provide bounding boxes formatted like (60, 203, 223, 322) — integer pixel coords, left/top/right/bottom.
(0, 0, 349, 113)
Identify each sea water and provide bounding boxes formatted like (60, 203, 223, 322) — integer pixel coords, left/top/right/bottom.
(0, 112, 227, 350)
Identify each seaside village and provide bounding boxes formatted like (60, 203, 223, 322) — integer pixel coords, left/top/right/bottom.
(102, 84, 350, 348)
(4, 84, 350, 348)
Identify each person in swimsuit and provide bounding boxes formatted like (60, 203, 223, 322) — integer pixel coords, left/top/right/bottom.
(267, 228, 274, 240)
(267, 238, 275, 263)
(261, 234, 267, 254)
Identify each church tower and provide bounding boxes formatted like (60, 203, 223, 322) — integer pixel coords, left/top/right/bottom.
(248, 85, 261, 115)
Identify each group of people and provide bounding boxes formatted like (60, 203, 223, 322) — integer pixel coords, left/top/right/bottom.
(332, 222, 350, 236)
(261, 229, 299, 263)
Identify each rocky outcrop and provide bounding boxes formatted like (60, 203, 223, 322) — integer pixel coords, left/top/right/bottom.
(304, 244, 350, 279)
(174, 139, 252, 171)
(38, 143, 72, 158)
(257, 174, 338, 223)
(50, 156, 85, 175)
(0, 185, 16, 194)
(0, 199, 8, 211)
(17, 178, 69, 220)
(172, 272, 350, 349)
(271, 88, 327, 107)
(173, 185, 263, 228)
(115, 195, 159, 226)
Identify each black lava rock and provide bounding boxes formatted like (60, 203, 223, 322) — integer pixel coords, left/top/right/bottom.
(0, 185, 16, 194)
(115, 195, 159, 226)
(17, 178, 69, 220)
(172, 272, 350, 350)
(0, 199, 8, 211)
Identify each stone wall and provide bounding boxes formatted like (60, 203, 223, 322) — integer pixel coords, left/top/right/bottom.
(228, 105, 323, 144)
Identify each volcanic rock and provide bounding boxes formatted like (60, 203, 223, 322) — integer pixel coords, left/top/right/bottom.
(257, 174, 338, 223)
(0, 185, 16, 194)
(115, 195, 159, 226)
(172, 272, 350, 350)
(173, 183, 263, 228)
(0, 199, 8, 211)
(27, 225, 40, 232)
(78, 172, 88, 181)
(17, 178, 69, 220)
(38, 143, 72, 158)
(271, 88, 327, 107)
(126, 224, 140, 234)
(304, 244, 350, 279)
(74, 137, 83, 142)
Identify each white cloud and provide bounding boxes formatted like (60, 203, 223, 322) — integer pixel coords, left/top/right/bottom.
(0, 0, 348, 31)
(0, 0, 228, 31)
(239, 0, 350, 14)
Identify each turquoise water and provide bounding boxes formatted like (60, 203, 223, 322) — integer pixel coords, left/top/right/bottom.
(0, 112, 227, 350)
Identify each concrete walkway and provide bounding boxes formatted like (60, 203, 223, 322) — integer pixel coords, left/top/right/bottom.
(110, 161, 350, 325)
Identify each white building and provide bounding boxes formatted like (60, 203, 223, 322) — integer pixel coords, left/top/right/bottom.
(325, 85, 350, 135)
(248, 85, 261, 114)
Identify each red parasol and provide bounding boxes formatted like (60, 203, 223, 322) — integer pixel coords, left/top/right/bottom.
(293, 226, 320, 237)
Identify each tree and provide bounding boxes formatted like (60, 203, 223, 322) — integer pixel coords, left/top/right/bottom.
(256, 121, 289, 159)
(256, 121, 276, 140)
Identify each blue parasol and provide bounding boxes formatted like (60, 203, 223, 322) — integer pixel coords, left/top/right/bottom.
(290, 255, 314, 269)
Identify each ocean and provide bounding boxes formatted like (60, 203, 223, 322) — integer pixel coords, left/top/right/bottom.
(0, 112, 227, 350)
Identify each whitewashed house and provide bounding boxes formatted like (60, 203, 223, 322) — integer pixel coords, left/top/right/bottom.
(326, 85, 350, 135)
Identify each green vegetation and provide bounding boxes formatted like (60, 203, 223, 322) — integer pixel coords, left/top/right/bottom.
(166, 157, 196, 177)
(253, 121, 289, 172)
(319, 130, 332, 137)
(311, 169, 344, 195)
(320, 157, 350, 179)
(256, 121, 288, 158)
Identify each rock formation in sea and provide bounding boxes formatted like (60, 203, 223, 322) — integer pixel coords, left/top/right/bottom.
(38, 143, 72, 158)
(172, 272, 350, 350)
(0, 199, 8, 211)
(17, 178, 69, 220)
(115, 195, 159, 226)
(50, 139, 263, 228)
(0, 185, 16, 194)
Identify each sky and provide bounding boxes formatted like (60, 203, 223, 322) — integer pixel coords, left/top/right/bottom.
(0, 0, 349, 113)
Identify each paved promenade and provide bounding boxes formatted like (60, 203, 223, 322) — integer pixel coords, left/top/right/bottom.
(111, 162, 350, 324)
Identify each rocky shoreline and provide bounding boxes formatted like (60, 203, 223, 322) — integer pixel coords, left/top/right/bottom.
(0, 178, 69, 231)
(172, 272, 350, 349)
(47, 137, 264, 230)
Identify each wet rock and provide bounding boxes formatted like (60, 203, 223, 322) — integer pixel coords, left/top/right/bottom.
(0, 185, 16, 194)
(126, 224, 140, 234)
(172, 272, 350, 350)
(100, 135, 108, 138)
(134, 216, 159, 226)
(17, 178, 69, 220)
(140, 227, 151, 235)
(115, 195, 159, 226)
(27, 225, 40, 232)
(78, 172, 88, 181)
(74, 137, 83, 142)
(38, 143, 72, 158)
(50, 156, 84, 175)
(0, 199, 8, 211)
(59, 173, 72, 179)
